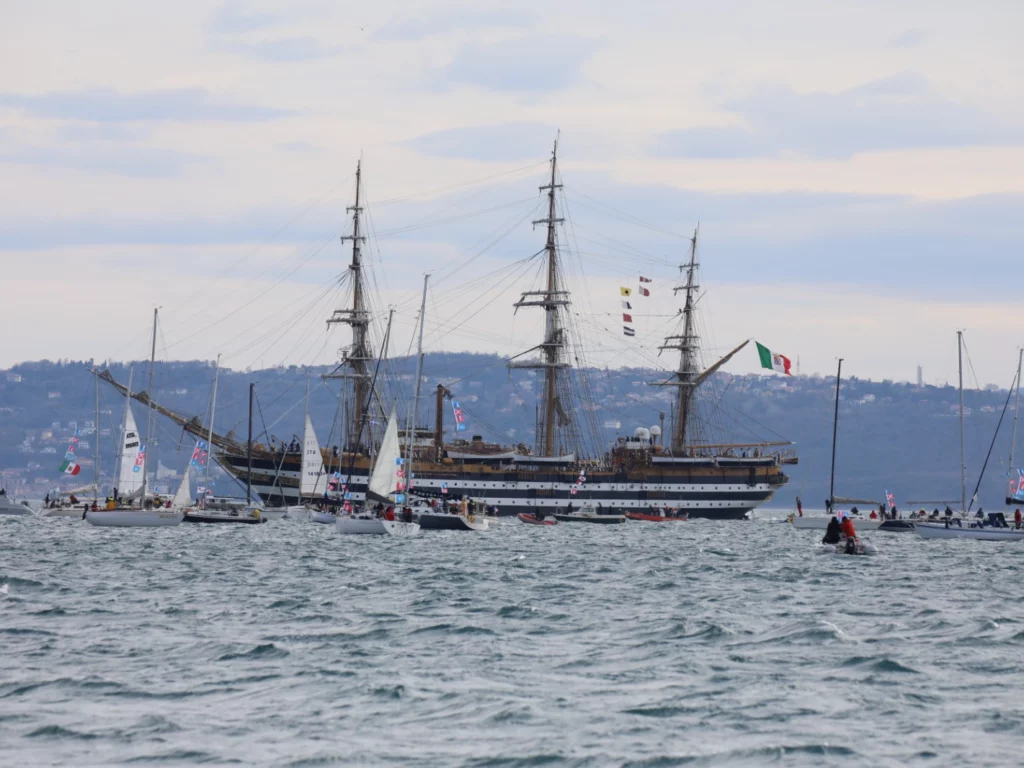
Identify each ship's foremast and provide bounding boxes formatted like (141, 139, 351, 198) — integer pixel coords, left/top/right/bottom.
(658, 228, 701, 453)
(509, 138, 569, 457)
(325, 160, 373, 452)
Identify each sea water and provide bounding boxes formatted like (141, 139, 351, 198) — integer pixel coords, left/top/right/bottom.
(2, 516, 1024, 766)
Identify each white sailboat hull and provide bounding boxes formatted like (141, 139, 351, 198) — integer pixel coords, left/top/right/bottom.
(260, 507, 286, 520)
(0, 499, 36, 517)
(42, 507, 86, 518)
(336, 515, 420, 536)
(915, 523, 1024, 541)
(85, 509, 183, 527)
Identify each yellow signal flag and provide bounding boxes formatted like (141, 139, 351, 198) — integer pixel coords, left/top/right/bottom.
(620, 287, 632, 296)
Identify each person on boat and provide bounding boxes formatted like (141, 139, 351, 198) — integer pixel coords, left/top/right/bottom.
(1015, 509, 1022, 529)
(384, 507, 395, 521)
(402, 506, 413, 523)
(975, 507, 985, 520)
(822, 517, 842, 544)
(90, 500, 98, 512)
(825, 498, 832, 514)
(535, 507, 546, 521)
(106, 498, 116, 510)
(840, 515, 857, 540)
(70, 493, 78, 505)
(869, 509, 878, 520)
(43, 492, 49, 504)
(796, 496, 803, 516)
(566, 501, 574, 514)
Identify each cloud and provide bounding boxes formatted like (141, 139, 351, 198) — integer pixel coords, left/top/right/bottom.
(406, 122, 557, 161)
(442, 36, 597, 91)
(887, 28, 927, 48)
(656, 73, 1020, 159)
(0, 88, 294, 122)
(0, 143, 203, 178)
(208, 2, 282, 35)
(220, 36, 348, 62)
(373, 9, 534, 41)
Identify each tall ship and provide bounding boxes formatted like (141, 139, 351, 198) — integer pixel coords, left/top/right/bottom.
(98, 143, 796, 519)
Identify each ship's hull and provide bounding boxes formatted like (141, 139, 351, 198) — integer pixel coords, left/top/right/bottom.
(216, 453, 785, 521)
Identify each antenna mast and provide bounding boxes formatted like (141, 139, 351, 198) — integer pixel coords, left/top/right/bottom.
(657, 227, 701, 453)
(509, 137, 569, 456)
(326, 160, 373, 453)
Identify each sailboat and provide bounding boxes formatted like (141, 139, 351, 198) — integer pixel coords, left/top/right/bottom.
(183, 360, 265, 524)
(87, 310, 183, 527)
(815, 359, 878, 555)
(917, 334, 1024, 541)
(336, 279, 426, 537)
(295, 383, 333, 523)
(336, 407, 420, 535)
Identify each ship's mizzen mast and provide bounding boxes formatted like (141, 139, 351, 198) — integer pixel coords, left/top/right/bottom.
(655, 228, 702, 453)
(326, 160, 373, 452)
(509, 138, 569, 457)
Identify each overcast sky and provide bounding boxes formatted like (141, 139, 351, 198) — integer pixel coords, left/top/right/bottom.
(3, 0, 1023, 386)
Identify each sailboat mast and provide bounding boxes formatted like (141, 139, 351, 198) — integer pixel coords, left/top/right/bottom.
(141, 308, 158, 500)
(94, 372, 100, 504)
(405, 275, 430, 476)
(958, 331, 966, 513)
(327, 161, 372, 453)
(829, 358, 843, 512)
(509, 138, 567, 457)
(204, 354, 221, 509)
(246, 383, 254, 505)
(1009, 348, 1023, 473)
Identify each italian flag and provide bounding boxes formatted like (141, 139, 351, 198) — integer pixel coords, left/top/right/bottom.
(756, 341, 792, 375)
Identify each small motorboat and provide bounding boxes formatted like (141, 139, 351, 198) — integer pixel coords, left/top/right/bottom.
(878, 519, 916, 533)
(625, 511, 688, 522)
(85, 508, 184, 527)
(554, 512, 626, 524)
(309, 509, 337, 524)
(183, 508, 266, 525)
(518, 513, 557, 526)
(817, 538, 878, 556)
(336, 513, 419, 536)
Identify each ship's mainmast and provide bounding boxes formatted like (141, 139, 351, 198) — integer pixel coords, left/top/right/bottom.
(326, 160, 373, 451)
(658, 228, 701, 453)
(509, 139, 569, 456)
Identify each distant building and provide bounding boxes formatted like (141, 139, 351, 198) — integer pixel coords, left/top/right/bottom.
(48, 391, 61, 399)
(6, 373, 22, 383)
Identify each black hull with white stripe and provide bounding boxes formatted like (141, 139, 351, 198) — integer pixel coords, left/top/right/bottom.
(216, 453, 785, 521)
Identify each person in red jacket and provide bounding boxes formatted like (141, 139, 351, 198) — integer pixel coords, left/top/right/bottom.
(840, 515, 857, 539)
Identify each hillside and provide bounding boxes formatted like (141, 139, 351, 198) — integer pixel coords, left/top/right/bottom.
(1, 356, 1020, 510)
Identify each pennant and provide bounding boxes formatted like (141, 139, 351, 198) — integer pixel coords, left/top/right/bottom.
(623, 327, 635, 337)
(639, 287, 650, 297)
(620, 287, 632, 296)
(885, 490, 895, 508)
(622, 313, 632, 323)
(570, 486, 578, 495)
(639, 276, 652, 283)
(621, 300, 631, 310)
(441, 482, 449, 495)
(395, 493, 405, 504)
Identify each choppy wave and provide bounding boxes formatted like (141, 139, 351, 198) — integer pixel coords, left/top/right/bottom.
(2, 517, 1023, 765)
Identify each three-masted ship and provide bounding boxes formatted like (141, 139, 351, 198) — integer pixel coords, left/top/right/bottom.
(98, 144, 796, 519)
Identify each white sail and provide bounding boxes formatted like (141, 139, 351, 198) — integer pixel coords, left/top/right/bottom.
(171, 464, 192, 509)
(368, 408, 402, 501)
(299, 414, 326, 496)
(117, 405, 144, 496)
